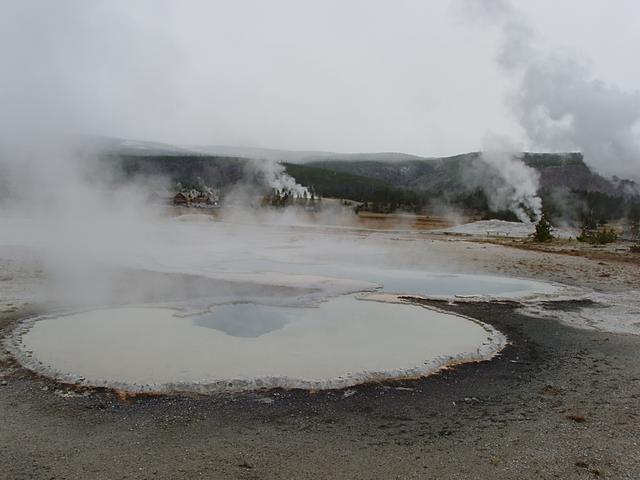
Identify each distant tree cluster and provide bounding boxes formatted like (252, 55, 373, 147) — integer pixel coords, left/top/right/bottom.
(577, 226, 618, 244)
(284, 163, 429, 213)
(111, 154, 246, 188)
(626, 203, 640, 243)
(541, 189, 639, 227)
(262, 188, 321, 209)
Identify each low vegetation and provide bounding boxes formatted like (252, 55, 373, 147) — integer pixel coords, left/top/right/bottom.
(532, 215, 554, 242)
(627, 203, 640, 252)
(577, 226, 618, 245)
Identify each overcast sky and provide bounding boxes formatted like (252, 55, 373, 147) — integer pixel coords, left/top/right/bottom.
(1, 0, 639, 156)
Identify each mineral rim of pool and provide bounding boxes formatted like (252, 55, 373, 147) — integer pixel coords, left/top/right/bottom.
(10, 295, 506, 392)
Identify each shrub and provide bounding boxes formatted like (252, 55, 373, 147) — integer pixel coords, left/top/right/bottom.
(532, 215, 554, 242)
(577, 226, 618, 244)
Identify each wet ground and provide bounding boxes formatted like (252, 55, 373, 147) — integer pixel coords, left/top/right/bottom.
(5, 241, 549, 393)
(1, 300, 639, 479)
(1, 220, 640, 479)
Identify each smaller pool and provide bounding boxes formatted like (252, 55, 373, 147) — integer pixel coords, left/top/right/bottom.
(12, 295, 505, 392)
(211, 259, 555, 298)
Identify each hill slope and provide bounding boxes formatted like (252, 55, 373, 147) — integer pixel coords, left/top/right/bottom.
(94, 142, 639, 222)
(305, 152, 638, 198)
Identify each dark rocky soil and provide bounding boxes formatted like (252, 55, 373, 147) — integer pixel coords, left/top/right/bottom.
(1, 300, 639, 479)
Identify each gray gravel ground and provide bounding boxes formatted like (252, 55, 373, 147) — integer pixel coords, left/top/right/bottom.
(2, 298, 639, 480)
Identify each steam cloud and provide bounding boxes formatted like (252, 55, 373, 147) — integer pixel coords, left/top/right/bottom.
(459, 0, 640, 180)
(466, 134, 542, 222)
(0, 2, 172, 308)
(245, 159, 309, 197)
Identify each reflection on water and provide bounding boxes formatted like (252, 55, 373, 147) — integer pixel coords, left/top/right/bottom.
(16, 295, 503, 390)
(193, 303, 289, 337)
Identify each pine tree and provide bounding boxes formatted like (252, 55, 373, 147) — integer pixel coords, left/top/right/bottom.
(533, 215, 554, 242)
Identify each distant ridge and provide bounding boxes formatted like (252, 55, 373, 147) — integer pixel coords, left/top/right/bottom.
(84, 136, 202, 157)
(88, 136, 638, 200)
(302, 152, 639, 199)
(188, 145, 426, 164)
(187, 145, 336, 163)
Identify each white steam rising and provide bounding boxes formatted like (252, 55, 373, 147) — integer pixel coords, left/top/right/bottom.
(467, 134, 542, 222)
(245, 159, 309, 196)
(0, 2, 170, 308)
(459, 0, 640, 180)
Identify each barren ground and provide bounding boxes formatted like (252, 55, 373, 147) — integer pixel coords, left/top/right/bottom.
(1, 225, 639, 480)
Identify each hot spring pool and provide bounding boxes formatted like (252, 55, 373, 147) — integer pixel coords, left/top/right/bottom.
(210, 259, 556, 298)
(11, 295, 505, 392)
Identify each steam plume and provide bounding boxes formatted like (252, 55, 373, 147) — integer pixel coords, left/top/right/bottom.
(458, 0, 640, 180)
(245, 159, 309, 197)
(467, 134, 542, 222)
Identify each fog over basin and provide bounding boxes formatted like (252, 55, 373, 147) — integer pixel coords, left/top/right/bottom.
(4, 216, 561, 393)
